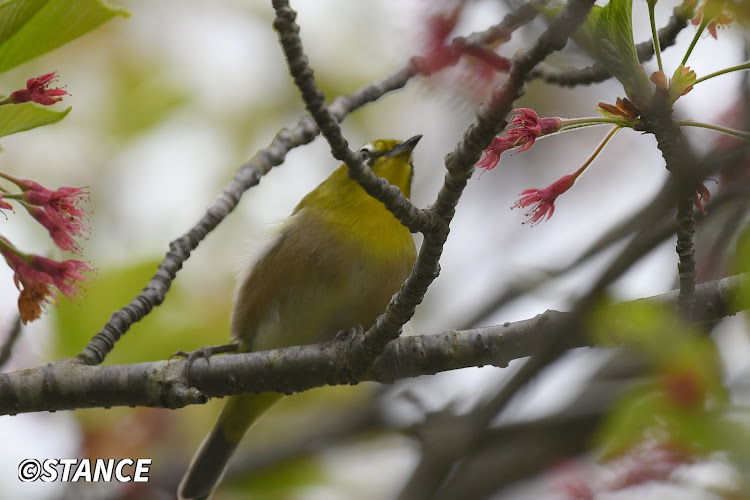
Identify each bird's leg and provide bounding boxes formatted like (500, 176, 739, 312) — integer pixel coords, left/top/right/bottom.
(334, 324, 364, 342)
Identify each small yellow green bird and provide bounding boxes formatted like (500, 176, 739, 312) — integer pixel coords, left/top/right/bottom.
(178, 136, 420, 499)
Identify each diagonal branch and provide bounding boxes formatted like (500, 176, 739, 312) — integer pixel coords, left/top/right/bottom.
(0, 315, 22, 370)
(75, 57, 415, 366)
(271, 0, 434, 234)
(348, 0, 600, 377)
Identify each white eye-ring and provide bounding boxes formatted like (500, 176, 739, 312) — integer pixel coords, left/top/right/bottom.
(359, 143, 375, 161)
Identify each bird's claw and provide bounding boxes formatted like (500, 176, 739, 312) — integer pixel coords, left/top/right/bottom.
(334, 325, 364, 342)
(170, 343, 239, 380)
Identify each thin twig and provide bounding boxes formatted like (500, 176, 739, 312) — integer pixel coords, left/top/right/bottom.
(676, 194, 697, 318)
(0, 315, 22, 370)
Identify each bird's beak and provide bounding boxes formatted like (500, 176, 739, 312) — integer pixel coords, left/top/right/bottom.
(385, 135, 422, 158)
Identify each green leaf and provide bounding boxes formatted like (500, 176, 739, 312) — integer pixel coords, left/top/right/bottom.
(570, 3, 631, 87)
(607, 0, 651, 99)
(0, 0, 130, 72)
(608, 0, 639, 75)
(729, 225, 750, 314)
(563, 0, 651, 102)
(0, 101, 69, 137)
(0, 0, 47, 47)
(669, 65, 697, 102)
(568, 4, 606, 57)
(588, 298, 679, 351)
(594, 388, 664, 457)
(590, 297, 731, 458)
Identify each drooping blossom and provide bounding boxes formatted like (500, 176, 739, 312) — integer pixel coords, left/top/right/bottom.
(0, 173, 91, 253)
(416, 4, 463, 75)
(691, 2, 733, 39)
(8, 72, 67, 105)
(511, 173, 576, 225)
(607, 440, 692, 490)
(0, 239, 92, 323)
(22, 181, 88, 213)
(0, 193, 11, 214)
(1, 174, 89, 235)
(475, 135, 517, 171)
(510, 108, 562, 150)
(661, 366, 705, 409)
(549, 439, 693, 499)
(476, 108, 562, 171)
(26, 205, 85, 254)
(508, 125, 620, 226)
(26, 254, 93, 300)
(693, 182, 711, 214)
(415, 1, 509, 76)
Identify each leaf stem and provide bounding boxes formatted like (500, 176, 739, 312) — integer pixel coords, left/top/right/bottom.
(681, 19, 706, 66)
(571, 126, 622, 179)
(559, 116, 632, 131)
(694, 61, 750, 86)
(678, 120, 750, 141)
(648, 1, 663, 73)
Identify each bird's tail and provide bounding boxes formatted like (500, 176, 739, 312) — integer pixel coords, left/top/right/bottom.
(178, 392, 283, 500)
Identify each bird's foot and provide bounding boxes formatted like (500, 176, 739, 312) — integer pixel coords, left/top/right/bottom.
(170, 343, 239, 380)
(334, 325, 364, 343)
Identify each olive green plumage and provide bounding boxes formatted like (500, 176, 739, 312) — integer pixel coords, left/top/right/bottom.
(178, 137, 420, 499)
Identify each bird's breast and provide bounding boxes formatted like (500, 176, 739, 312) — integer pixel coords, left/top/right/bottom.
(230, 207, 416, 353)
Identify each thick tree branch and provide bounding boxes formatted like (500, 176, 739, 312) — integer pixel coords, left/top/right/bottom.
(676, 194, 697, 317)
(2, 272, 745, 416)
(639, 88, 704, 319)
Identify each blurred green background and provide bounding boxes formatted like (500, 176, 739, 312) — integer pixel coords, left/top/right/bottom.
(0, 1, 747, 498)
